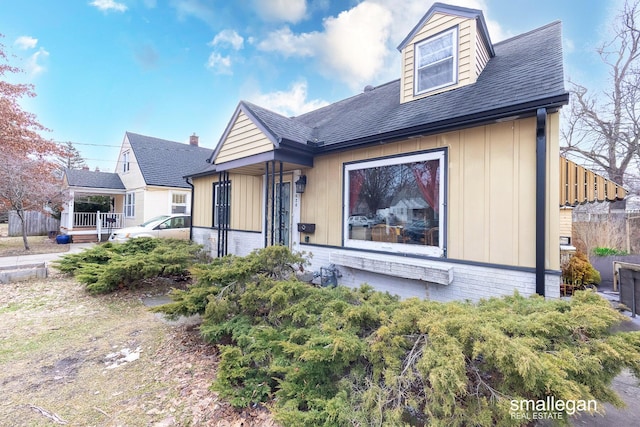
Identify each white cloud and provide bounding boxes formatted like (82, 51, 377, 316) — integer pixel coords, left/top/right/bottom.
(257, 26, 317, 57)
(255, 0, 509, 90)
(90, 0, 128, 12)
(247, 80, 329, 117)
(170, 0, 216, 26)
(210, 30, 244, 50)
(206, 52, 232, 74)
(14, 36, 38, 50)
(254, 0, 307, 23)
(564, 38, 575, 54)
(26, 48, 50, 76)
(257, 2, 392, 90)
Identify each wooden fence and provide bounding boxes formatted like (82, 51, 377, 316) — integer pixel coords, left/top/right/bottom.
(8, 211, 60, 237)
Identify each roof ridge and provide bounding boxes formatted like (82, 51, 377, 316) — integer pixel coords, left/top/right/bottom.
(493, 20, 561, 47)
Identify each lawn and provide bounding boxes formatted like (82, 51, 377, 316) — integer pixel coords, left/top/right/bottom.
(0, 274, 278, 426)
(0, 223, 70, 257)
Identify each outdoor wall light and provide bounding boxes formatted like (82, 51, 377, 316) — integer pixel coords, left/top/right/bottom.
(295, 175, 307, 193)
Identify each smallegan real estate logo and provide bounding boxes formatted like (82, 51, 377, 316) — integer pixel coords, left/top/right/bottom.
(510, 397, 598, 421)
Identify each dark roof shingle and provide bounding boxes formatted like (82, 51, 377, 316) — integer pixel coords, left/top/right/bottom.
(241, 21, 567, 150)
(65, 169, 125, 190)
(126, 132, 214, 188)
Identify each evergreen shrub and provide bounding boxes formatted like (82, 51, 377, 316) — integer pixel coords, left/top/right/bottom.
(154, 246, 640, 426)
(54, 238, 203, 293)
(593, 247, 628, 256)
(562, 251, 601, 286)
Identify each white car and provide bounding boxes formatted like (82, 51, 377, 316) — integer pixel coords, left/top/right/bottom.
(109, 214, 191, 242)
(348, 215, 370, 227)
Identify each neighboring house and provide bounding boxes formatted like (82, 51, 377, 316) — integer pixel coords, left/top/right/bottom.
(186, 3, 623, 302)
(60, 132, 212, 242)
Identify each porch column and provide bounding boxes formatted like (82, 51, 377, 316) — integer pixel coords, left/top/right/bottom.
(66, 190, 75, 230)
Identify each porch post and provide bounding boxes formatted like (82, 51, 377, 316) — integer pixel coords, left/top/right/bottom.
(67, 190, 75, 230)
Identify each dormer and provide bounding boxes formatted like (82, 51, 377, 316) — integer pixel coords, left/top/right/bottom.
(397, 3, 495, 104)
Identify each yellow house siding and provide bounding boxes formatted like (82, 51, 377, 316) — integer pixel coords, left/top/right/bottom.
(215, 111, 274, 165)
(301, 114, 562, 270)
(191, 173, 262, 232)
(192, 175, 215, 228)
(231, 174, 263, 232)
(476, 27, 490, 76)
(559, 208, 572, 239)
(400, 14, 475, 103)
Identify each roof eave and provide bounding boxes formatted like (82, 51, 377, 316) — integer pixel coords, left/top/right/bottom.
(318, 93, 570, 155)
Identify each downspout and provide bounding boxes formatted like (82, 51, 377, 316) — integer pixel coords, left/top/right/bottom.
(186, 177, 194, 241)
(535, 108, 547, 297)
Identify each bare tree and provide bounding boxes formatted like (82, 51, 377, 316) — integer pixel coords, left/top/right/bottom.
(561, 0, 640, 201)
(0, 152, 66, 250)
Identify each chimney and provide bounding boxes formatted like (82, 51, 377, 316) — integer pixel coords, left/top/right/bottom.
(189, 133, 199, 146)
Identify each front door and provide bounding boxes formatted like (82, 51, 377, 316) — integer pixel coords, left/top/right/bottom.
(275, 182, 291, 247)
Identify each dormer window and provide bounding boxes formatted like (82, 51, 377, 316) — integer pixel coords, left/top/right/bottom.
(414, 27, 458, 95)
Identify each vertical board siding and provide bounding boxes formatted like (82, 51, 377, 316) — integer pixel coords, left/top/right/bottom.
(215, 111, 274, 165)
(301, 114, 561, 270)
(192, 173, 262, 232)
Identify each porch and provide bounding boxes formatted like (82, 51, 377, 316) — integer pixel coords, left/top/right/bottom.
(60, 211, 125, 243)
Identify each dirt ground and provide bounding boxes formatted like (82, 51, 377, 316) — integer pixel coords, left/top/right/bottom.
(0, 274, 278, 427)
(0, 223, 70, 257)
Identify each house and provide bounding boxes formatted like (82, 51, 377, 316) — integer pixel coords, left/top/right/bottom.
(187, 3, 624, 302)
(60, 132, 212, 242)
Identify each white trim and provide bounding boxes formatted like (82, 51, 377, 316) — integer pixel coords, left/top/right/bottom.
(414, 26, 458, 95)
(125, 191, 136, 218)
(343, 150, 445, 257)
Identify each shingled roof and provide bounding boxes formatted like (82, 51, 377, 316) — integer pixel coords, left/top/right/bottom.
(235, 20, 567, 152)
(65, 168, 125, 190)
(126, 132, 213, 188)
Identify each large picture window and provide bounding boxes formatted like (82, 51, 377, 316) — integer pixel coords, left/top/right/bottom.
(414, 27, 458, 95)
(343, 150, 445, 257)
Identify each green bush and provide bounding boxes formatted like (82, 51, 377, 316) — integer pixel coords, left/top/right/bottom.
(154, 246, 640, 426)
(53, 238, 203, 293)
(593, 247, 629, 256)
(562, 251, 601, 286)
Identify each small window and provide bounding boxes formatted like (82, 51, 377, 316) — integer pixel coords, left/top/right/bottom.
(213, 181, 231, 228)
(171, 192, 188, 214)
(414, 27, 458, 95)
(123, 151, 130, 173)
(125, 191, 135, 218)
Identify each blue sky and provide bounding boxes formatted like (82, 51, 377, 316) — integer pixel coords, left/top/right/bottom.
(0, 0, 625, 171)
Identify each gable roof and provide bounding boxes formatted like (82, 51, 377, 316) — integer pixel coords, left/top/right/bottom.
(202, 19, 568, 174)
(65, 168, 125, 190)
(126, 132, 213, 188)
(293, 21, 567, 150)
(396, 2, 494, 57)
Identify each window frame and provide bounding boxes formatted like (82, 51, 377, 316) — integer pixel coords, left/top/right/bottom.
(122, 151, 130, 173)
(124, 191, 136, 218)
(213, 181, 231, 228)
(414, 26, 458, 96)
(343, 149, 447, 257)
(171, 192, 188, 214)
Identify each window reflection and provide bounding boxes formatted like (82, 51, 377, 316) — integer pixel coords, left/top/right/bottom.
(347, 159, 439, 246)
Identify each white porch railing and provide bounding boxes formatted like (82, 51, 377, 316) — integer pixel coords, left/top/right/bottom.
(72, 212, 125, 231)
